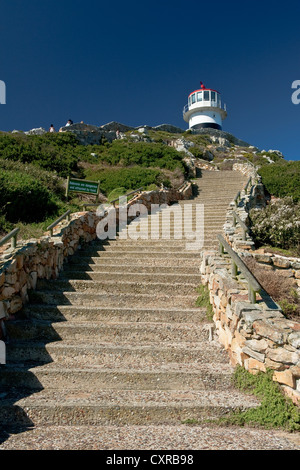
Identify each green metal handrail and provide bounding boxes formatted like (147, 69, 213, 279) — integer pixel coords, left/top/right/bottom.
(47, 210, 71, 236)
(0, 228, 20, 249)
(109, 187, 144, 207)
(232, 211, 249, 241)
(217, 234, 262, 303)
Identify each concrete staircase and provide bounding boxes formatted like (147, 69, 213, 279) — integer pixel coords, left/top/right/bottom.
(0, 170, 261, 446)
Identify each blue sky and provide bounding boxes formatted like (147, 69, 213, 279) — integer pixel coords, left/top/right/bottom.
(0, 0, 300, 160)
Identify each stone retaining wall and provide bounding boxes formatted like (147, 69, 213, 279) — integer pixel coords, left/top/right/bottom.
(201, 162, 300, 404)
(0, 184, 192, 322)
(200, 249, 300, 404)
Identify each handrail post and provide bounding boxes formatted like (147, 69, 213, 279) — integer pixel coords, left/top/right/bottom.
(231, 260, 238, 278)
(11, 233, 17, 249)
(217, 234, 262, 305)
(248, 286, 256, 303)
(0, 228, 20, 250)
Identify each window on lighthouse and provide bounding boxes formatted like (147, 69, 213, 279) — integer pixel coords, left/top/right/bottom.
(211, 91, 216, 102)
(191, 94, 196, 104)
(197, 92, 202, 101)
(204, 91, 209, 101)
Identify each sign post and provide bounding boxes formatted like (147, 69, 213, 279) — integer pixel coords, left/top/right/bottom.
(66, 177, 100, 201)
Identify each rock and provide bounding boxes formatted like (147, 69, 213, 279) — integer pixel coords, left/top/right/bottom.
(245, 338, 269, 353)
(60, 123, 113, 145)
(267, 347, 299, 365)
(273, 369, 295, 388)
(253, 320, 287, 345)
(288, 331, 300, 349)
(153, 124, 185, 133)
(100, 121, 134, 132)
(9, 295, 23, 314)
(245, 357, 267, 373)
(242, 345, 266, 362)
(272, 257, 291, 269)
(25, 127, 47, 135)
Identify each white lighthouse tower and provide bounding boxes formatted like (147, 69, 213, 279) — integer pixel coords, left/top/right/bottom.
(183, 82, 227, 131)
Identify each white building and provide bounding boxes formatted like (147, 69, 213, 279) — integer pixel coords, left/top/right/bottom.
(183, 82, 227, 131)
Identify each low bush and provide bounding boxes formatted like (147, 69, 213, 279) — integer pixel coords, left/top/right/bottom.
(220, 366, 300, 431)
(86, 140, 187, 172)
(258, 161, 300, 202)
(0, 159, 64, 196)
(0, 132, 80, 177)
(0, 169, 59, 223)
(84, 166, 166, 196)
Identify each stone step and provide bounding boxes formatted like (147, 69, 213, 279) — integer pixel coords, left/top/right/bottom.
(94, 241, 208, 249)
(6, 340, 228, 366)
(90, 240, 217, 249)
(87, 245, 205, 253)
(128, 213, 228, 220)
(123, 224, 225, 231)
(67, 256, 201, 267)
(22, 305, 207, 323)
(28, 291, 199, 309)
(63, 264, 200, 275)
(84, 250, 201, 258)
(0, 388, 259, 426)
(0, 363, 233, 391)
(59, 271, 202, 284)
(35, 279, 201, 296)
(7, 320, 209, 343)
(83, 248, 206, 255)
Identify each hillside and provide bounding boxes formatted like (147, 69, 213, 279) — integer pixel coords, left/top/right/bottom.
(0, 122, 299, 250)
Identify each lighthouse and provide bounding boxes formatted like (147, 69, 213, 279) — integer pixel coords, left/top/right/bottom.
(183, 82, 227, 131)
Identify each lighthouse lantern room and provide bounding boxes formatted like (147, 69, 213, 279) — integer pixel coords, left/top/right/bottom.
(183, 82, 227, 131)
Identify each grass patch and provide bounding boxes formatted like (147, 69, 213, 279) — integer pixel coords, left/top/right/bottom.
(195, 284, 214, 320)
(260, 245, 300, 258)
(219, 366, 300, 432)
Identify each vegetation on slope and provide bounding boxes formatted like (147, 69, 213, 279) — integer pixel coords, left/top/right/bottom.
(258, 160, 300, 202)
(0, 131, 188, 238)
(0, 127, 299, 249)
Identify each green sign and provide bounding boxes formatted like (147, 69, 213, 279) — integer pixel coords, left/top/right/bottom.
(66, 177, 100, 198)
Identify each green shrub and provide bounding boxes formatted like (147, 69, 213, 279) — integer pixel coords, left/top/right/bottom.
(220, 366, 300, 431)
(258, 161, 300, 202)
(0, 132, 79, 177)
(86, 141, 186, 172)
(0, 159, 64, 196)
(84, 166, 163, 196)
(0, 169, 59, 223)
